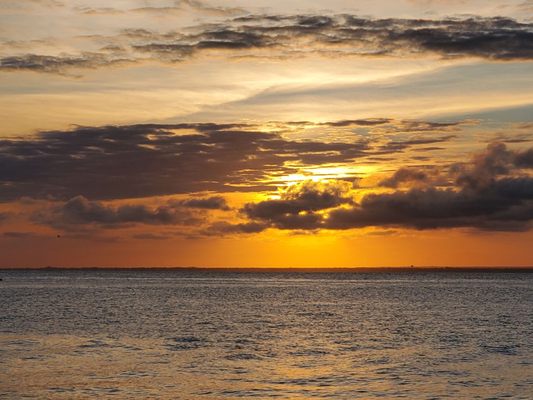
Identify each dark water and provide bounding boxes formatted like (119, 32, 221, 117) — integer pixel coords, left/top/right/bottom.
(0, 269, 531, 399)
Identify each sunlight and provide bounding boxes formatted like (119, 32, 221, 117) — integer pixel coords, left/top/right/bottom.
(277, 165, 380, 186)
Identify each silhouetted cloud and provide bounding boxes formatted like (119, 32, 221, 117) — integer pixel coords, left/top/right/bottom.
(34, 195, 202, 229)
(2, 15, 532, 73)
(515, 148, 533, 168)
(379, 167, 429, 188)
(238, 143, 533, 232)
(0, 122, 371, 201)
(133, 15, 533, 61)
(453, 141, 532, 189)
(0, 53, 130, 74)
(178, 196, 230, 210)
(241, 180, 354, 230)
(203, 221, 268, 235)
(326, 178, 533, 231)
(378, 135, 457, 153)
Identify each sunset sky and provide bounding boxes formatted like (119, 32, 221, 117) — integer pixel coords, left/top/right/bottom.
(1, 0, 532, 267)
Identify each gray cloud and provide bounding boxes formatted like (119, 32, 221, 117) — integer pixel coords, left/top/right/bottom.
(515, 148, 533, 168)
(326, 178, 533, 232)
(203, 221, 268, 235)
(237, 143, 533, 232)
(453, 141, 532, 189)
(379, 167, 430, 188)
(178, 196, 230, 210)
(0, 122, 373, 201)
(0, 53, 130, 74)
(241, 180, 354, 230)
(34, 195, 202, 230)
(134, 15, 533, 61)
(2, 15, 532, 73)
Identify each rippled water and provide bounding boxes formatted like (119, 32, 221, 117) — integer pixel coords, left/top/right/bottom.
(0, 269, 531, 399)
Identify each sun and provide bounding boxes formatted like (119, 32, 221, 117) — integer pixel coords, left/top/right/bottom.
(276, 164, 380, 186)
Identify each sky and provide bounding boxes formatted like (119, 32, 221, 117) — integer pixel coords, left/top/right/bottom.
(0, 0, 532, 267)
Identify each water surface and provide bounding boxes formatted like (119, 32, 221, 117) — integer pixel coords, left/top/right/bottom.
(1, 269, 531, 399)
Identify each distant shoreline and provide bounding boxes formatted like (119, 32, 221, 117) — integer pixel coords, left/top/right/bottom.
(1, 266, 532, 272)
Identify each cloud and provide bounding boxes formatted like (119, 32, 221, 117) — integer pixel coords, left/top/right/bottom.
(453, 141, 532, 189)
(77, 0, 245, 17)
(128, 15, 533, 61)
(33, 195, 204, 230)
(515, 148, 533, 168)
(379, 167, 430, 188)
(2, 15, 532, 73)
(378, 135, 457, 153)
(0, 53, 130, 74)
(131, 232, 174, 240)
(241, 180, 354, 230)
(177, 196, 230, 210)
(203, 221, 268, 235)
(0, 212, 11, 223)
(133, 0, 245, 16)
(326, 180, 533, 231)
(2, 231, 43, 238)
(237, 143, 533, 232)
(0, 122, 371, 201)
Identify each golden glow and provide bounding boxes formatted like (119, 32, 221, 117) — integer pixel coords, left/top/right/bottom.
(275, 165, 380, 186)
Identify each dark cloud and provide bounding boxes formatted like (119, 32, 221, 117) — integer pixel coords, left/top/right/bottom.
(326, 178, 533, 232)
(378, 135, 456, 153)
(454, 141, 521, 189)
(238, 143, 533, 232)
(203, 221, 268, 235)
(0, 122, 370, 201)
(515, 148, 533, 168)
(131, 232, 174, 240)
(0, 212, 10, 223)
(2, 15, 532, 73)
(2, 231, 42, 238)
(379, 167, 429, 188)
(319, 118, 393, 127)
(33, 195, 201, 230)
(178, 196, 230, 210)
(0, 53, 130, 74)
(241, 180, 354, 230)
(135, 15, 533, 61)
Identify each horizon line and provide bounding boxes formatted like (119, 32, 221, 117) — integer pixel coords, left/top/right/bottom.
(1, 266, 532, 272)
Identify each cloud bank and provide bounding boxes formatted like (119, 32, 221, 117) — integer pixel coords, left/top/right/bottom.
(2, 15, 532, 73)
(237, 143, 533, 232)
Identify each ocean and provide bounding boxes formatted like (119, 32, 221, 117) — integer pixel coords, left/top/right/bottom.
(0, 269, 531, 399)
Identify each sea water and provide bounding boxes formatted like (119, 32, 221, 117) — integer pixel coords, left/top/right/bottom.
(0, 269, 531, 399)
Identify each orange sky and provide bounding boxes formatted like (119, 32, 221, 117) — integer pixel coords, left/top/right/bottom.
(0, 0, 532, 267)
